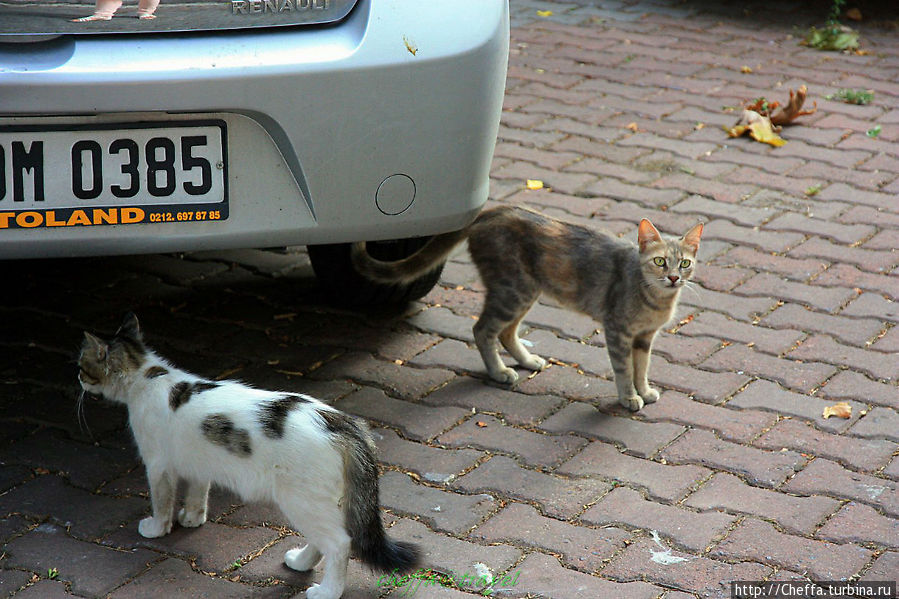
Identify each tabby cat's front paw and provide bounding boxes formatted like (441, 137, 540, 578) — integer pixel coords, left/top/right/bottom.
(638, 387, 660, 404)
(138, 516, 172, 538)
(619, 395, 644, 412)
(177, 507, 207, 528)
(489, 367, 519, 385)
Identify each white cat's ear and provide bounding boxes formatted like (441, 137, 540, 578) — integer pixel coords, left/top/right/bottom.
(117, 312, 142, 341)
(637, 219, 662, 251)
(83, 332, 108, 361)
(682, 222, 704, 253)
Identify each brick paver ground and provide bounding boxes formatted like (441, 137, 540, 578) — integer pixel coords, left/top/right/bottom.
(2, 1, 898, 598)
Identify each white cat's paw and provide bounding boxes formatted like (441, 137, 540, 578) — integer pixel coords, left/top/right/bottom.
(305, 583, 339, 599)
(284, 545, 321, 571)
(639, 387, 660, 404)
(520, 355, 547, 371)
(138, 516, 172, 538)
(177, 507, 206, 528)
(619, 395, 645, 412)
(489, 367, 519, 385)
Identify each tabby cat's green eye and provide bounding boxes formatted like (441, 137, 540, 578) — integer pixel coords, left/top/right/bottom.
(680, 259, 692, 269)
(653, 257, 666, 267)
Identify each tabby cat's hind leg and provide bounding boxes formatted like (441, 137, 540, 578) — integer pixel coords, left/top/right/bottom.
(474, 291, 540, 385)
(498, 299, 546, 373)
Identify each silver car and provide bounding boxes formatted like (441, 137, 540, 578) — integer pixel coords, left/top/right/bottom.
(0, 0, 509, 304)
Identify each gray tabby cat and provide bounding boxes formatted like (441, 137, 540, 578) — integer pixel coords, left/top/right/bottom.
(352, 205, 703, 412)
(78, 313, 418, 599)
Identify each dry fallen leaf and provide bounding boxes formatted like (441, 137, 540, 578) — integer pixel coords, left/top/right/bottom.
(822, 402, 852, 419)
(526, 179, 544, 190)
(476, 421, 488, 428)
(769, 85, 817, 126)
(625, 122, 639, 132)
(536, 10, 553, 17)
(403, 36, 418, 56)
(845, 7, 862, 21)
(726, 110, 786, 147)
(740, 65, 753, 74)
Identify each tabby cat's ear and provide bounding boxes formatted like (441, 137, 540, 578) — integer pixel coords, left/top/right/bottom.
(682, 222, 704, 253)
(83, 332, 108, 361)
(116, 312, 142, 341)
(637, 219, 663, 251)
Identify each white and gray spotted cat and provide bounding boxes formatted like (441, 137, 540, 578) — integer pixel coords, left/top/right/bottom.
(77, 314, 418, 599)
(353, 205, 703, 412)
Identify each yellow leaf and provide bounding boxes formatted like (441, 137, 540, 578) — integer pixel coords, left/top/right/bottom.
(625, 122, 639, 132)
(536, 10, 553, 17)
(822, 402, 852, 419)
(476, 421, 488, 428)
(740, 65, 753, 73)
(526, 179, 544, 190)
(727, 110, 785, 147)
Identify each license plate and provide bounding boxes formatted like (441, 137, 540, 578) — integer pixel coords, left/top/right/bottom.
(0, 120, 228, 230)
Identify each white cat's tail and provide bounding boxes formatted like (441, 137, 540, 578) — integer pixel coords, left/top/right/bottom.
(322, 410, 420, 572)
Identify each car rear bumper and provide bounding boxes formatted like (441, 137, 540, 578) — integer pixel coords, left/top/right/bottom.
(0, 0, 509, 259)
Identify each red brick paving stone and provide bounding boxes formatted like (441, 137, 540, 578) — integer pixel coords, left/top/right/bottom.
(386, 519, 521, 592)
(558, 441, 710, 502)
(701, 345, 836, 394)
(420, 376, 565, 427)
(453, 456, 611, 519)
(603, 536, 770, 599)
(0, 475, 147, 540)
(684, 472, 841, 534)
(582, 177, 687, 209)
(312, 353, 456, 401)
(491, 162, 597, 196)
(333, 387, 469, 442)
(848, 408, 899, 444)
(0, 429, 137, 492)
(670, 195, 773, 226)
(816, 182, 899, 213)
(865, 229, 899, 251)
(106, 520, 280, 574)
(677, 311, 804, 355)
(413, 338, 498, 376)
(816, 502, 899, 549)
(789, 335, 899, 382)
(638, 391, 776, 443)
(679, 285, 779, 323)
(109, 558, 289, 599)
(735, 274, 857, 313)
(753, 418, 897, 473)
(470, 502, 630, 572)
(524, 301, 601, 338)
(764, 213, 876, 245)
(373, 428, 484, 484)
(793, 238, 899, 275)
(701, 219, 806, 255)
(711, 518, 873, 581)
(378, 472, 495, 534)
(437, 415, 587, 469)
(716, 246, 827, 282)
(406, 306, 476, 342)
(3, 523, 160, 597)
(814, 265, 899, 300)
(728, 380, 867, 434)
(871, 326, 899, 354)
(840, 293, 899, 324)
(540, 402, 686, 458)
(660, 429, 805, 488)
(783, 458, 899, 518)
(649, 334, 722, 367)
(521, 329, 613, 377)
(7, 580, 72, 599)
(511, 552, 660, 599)
(0, 570, 38, 597)
(886, 457, 899, 481)
(516, 364, 620, 402)
(860, 552, 899, 585)
(760, 303, 885, 348)
(647, 354, 751, 404)
(582, 487, 735, 552)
